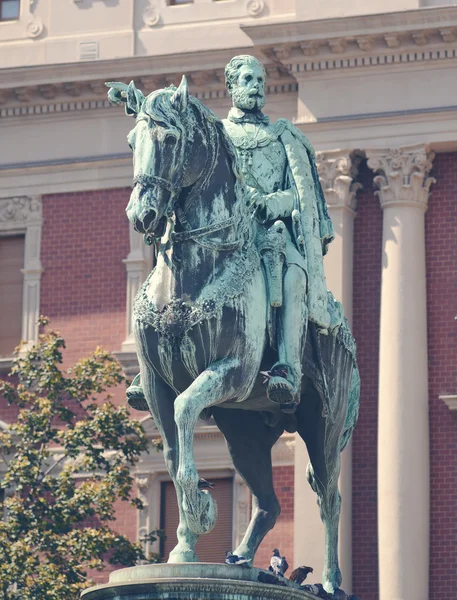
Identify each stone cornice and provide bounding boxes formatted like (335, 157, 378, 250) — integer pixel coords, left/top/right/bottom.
(241, 7, 457, 74)
(0, 65, 295, 118)
(242, 6, 457, 48)
(367, 144, 435, 210)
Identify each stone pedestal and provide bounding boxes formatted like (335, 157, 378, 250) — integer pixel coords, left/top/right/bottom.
(81, 564, 317, 600)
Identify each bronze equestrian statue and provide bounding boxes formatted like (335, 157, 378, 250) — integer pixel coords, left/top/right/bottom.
(106, 55, 360, 595)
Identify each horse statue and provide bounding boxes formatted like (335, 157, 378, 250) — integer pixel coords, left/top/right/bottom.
(108, 75, 360, 595)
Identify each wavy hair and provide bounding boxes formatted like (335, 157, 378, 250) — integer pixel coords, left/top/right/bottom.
(224, 55, 266, 93)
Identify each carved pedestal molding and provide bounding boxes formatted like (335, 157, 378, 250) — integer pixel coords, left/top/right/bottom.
(367, 144, 434, 600)
(0, 196, 43, 356)
(294, 150, 361, 592)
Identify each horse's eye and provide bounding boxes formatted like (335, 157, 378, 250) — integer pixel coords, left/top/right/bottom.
(165, 134, 177, 145)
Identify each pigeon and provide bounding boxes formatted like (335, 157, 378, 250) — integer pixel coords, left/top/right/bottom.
(313, 583, 333, 599)
(258, 571, 288, 587)
(289, 565, 314, 584)
(269, 548, 288, 577)
(302, 584, 320, 595)
(198, 478, 215, 490)
(225, 551, 250, 566)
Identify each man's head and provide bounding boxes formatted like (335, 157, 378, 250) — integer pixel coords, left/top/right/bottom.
(225, 55, 267, 112)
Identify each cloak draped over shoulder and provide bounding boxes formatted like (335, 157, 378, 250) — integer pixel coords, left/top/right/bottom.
(278, 120, 334, 330)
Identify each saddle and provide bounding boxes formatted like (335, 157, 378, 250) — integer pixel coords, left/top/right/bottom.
(256, 220, 287, 308)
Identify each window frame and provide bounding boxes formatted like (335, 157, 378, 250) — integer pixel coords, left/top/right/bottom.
(0, 196, 43, 372)
(0, 0, 21, 22)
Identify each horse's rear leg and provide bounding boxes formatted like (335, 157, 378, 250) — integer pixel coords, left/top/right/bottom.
(212, 407, 282, 563)
(297, 392, 343, 594)
(174, 357, 244, 536)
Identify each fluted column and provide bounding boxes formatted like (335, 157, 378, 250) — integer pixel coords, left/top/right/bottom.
(294, 151, 360, 592)
(319, 150, 360, 593)
(367, 144, 434, 600)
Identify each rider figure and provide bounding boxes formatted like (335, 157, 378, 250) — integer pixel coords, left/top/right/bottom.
(222, 55, 334, 412)
(125, 56, 335, 414)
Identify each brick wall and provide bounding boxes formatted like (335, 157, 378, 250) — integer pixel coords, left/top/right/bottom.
(255, 465, 294, 572)
(352, 187, 383, 600)
(40, 188, 131, 362)
(425, 152, 457, 600)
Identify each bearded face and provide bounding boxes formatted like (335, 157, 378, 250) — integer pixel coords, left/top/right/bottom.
(230, 63, 266, 112)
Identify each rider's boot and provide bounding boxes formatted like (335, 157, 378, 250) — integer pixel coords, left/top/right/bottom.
(266, 264, 307, 414)
(126, 373, 149, 411)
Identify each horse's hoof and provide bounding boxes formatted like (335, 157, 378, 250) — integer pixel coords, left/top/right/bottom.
(322, 566, 342, 595)
(185, 489, 218, 535)
(168, 548, 199, 563)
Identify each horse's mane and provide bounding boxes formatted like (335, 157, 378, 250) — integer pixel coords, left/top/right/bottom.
(141, 86, 243, 183)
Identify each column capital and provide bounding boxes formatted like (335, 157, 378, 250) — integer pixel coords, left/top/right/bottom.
(316, 150, 362, 212)
(366, 144, 436, 211)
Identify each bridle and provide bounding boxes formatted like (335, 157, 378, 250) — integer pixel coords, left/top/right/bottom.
(133, 112, 245, 253)
(133, 173, 181, 198)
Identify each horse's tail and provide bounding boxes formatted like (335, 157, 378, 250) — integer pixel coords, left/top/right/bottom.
(339, 364, 360, 452)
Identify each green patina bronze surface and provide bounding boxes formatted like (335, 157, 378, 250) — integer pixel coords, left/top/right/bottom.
(104, 55, 360, 598)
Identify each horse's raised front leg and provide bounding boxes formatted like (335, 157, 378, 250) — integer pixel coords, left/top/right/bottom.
(174, 357, 243, 536)
(137, 350, 199, 563)
(212, 407, 282, 563)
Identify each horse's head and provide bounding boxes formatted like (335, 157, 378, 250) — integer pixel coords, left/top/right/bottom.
(124, 76, 208, 236)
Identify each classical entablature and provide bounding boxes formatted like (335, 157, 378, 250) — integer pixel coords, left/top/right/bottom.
(0, 68, 295, 119)
(242, 5, 457, 64)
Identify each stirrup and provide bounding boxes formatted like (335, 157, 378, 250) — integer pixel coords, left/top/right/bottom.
(264, 363, 299, 414)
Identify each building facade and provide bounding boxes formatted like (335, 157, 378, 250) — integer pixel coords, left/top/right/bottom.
(1, 1, 456, 599)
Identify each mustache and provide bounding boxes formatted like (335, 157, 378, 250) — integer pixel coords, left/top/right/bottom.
(232, 87, 265, 109)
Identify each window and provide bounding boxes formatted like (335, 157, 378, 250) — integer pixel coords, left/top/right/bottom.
(0, 196, 43, 368)
(0, 235, 24, 358)
(0, 0, 20, 21)
(168, 0, 193, 5)
(160, 477, 233, 562)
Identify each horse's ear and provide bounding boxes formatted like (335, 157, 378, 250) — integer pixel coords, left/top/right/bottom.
(126, 80, 145, 117)
(170, 75, 189, 113)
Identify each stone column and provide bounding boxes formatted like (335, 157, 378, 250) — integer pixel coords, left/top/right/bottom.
(294, 151, 360, 592)
(121, 223, 152, 352)
(367, 145, 434, 600)
(21, 195, 43, 350)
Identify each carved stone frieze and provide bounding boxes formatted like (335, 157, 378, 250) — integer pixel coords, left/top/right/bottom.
(440, 28, 457, 43)
(144, 1, 161, 27)
(367, 145, 436, 210)
(357, 36, 374, 51)
(0, 196, 42, 231)
(299, 41, 319, 56)
(259, 23, 457, 73)
(246, 0, 265, 17)
(26, 0, 44, 39)
(329, 38, 347, 53)
(412, 31, 428, 46)
(384, 34, 401, 48)
(316, 151, 362, 211)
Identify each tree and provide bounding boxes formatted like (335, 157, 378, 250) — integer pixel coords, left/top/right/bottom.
(0, 318, 162, 600)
